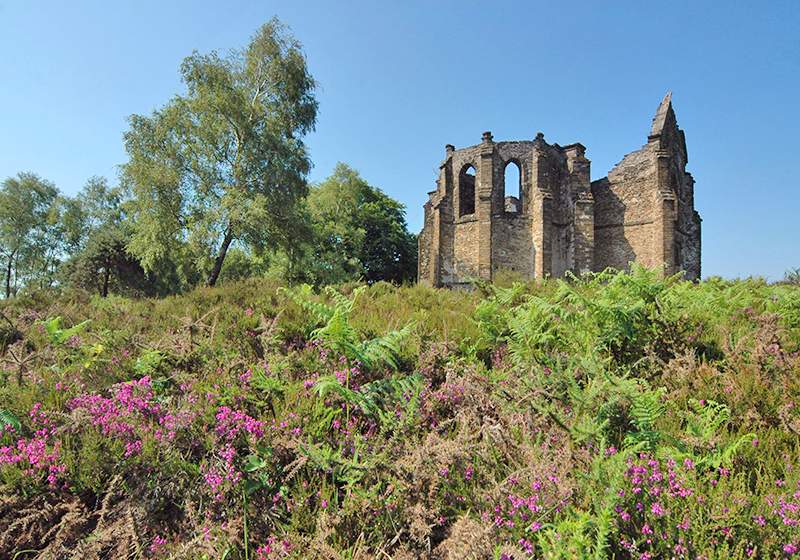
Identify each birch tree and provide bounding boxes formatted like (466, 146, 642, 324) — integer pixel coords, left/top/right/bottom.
(0, 173, 59, 297)
(122, 18, 317, 287)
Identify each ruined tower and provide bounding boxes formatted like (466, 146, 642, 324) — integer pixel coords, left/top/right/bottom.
(418, 93, 701, 287)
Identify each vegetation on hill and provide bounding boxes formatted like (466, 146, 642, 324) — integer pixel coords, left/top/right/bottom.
(1, 266, 799, 559)
(0, 20, 418, 298)
(1, 17, 798, 560)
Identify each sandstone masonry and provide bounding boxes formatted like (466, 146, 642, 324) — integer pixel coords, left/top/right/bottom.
(418, 93, 701, 287)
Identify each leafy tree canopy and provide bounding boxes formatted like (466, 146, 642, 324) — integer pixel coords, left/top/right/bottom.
(0, 172, 60, 297)
(303, 163, 417, 285)
(59, 176, 157, 297)
(121, 18, 318, 287)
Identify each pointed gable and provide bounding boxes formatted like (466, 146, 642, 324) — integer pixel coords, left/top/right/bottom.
(648, 92, 687, 165)
(649, 92, 673, 139)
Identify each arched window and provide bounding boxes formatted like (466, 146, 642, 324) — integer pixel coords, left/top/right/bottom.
(459, 165, 476, 217)
(504, 161, 522, 214)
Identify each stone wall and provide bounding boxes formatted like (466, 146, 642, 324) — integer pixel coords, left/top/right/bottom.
(453, 218, 479, 280)
(418, 93, 701, 287)
(492, 215, 533, 276)
(591, 93, 701, 280)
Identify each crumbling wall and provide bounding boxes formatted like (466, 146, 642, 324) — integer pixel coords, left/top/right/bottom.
(492, 215, 533, 275)
(591, 148, 660, 271)
(453, 219, 479, 280)
(491, 141, 535, 277)
(418, 93, 700, 287)
(591, 93, 701, 280)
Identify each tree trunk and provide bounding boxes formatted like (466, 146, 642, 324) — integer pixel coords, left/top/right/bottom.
(205, 230, 234, 287)
(102, 266, 110, 298)
(5, 248, 15, 299)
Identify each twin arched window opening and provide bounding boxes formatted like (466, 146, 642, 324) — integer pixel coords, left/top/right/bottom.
(458, 160, 523, 218)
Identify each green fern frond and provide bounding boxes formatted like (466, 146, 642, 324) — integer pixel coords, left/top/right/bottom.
(314, 375, 358, 403)
(666, 399, 751, 470)
(311, 308, 359, 350)
(624, 387, 667, 449)
(314, 371, 426, 429)
(42, 316, 62, 338)
(356, 371, 426, 418)
(278, 284, 336, 324)
(630, 388, 667, 430)
(717, 431, 757, 467)
(356, 321, 414, 370)
(495, 282, 526, 306)
(299, 439, 371, 486)
(325, 285, 365, 314)
(473, 298, 506, 345)
(285, 284, 411, 371)
(0, 408, 21, 433)
(686, 398, 731, 440)
(40, 317, 91, 345)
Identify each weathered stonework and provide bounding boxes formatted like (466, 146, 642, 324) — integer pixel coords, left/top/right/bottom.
(418, 93, 701, 287)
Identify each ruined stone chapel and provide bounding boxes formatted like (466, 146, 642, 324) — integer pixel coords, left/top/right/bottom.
(418, 93, 701, 287)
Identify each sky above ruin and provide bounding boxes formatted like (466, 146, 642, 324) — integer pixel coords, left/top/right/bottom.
(1, 0, 798, 280)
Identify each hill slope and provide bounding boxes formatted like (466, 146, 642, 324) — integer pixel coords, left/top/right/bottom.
(1, 269, 799, 559)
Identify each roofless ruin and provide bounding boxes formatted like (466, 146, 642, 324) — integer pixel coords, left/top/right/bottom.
(418, 93, 701, 287)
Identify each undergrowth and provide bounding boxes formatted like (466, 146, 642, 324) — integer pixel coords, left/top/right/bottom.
(0, 266, 798, 559)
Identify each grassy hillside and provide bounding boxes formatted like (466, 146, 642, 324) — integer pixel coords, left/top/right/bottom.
(1, 267, 799, 559)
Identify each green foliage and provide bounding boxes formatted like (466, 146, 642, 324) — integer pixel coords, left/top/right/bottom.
(625, 386, 668, 450)
(280, 284, 414, 372)
(300, 163, 417, 286)
(40, 316, 91, 346)
(782, 267, 800, 285)
(315, 371, 427, 431)
(0, 408, 20, 433)
(671, 398, 757, 471)
(122, 18, 318, 288)
(133, 349, 163, 377)
(474, 265, 692, 369)
(59, 176, 159, 297)
(0, 172, 60, 298)
(0, 271, 799, 559)
(534, 506, 616, 560)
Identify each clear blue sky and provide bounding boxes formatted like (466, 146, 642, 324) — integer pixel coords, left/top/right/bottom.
(1, 0, 798, 280)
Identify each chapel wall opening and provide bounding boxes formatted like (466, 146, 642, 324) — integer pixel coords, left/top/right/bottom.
(458, 165, 476, 217)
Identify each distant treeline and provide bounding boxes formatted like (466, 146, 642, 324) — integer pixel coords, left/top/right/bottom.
(0, 163, 417, 299)
(0, 19, 417, 299)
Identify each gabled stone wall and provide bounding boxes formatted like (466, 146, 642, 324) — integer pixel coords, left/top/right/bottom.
(591, 93, 701, 281)
(418, 93, 701, 287)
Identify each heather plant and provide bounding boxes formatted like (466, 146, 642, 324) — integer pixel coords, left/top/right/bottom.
(609, 447, 800, 559)
(0, 272, 798, 559)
